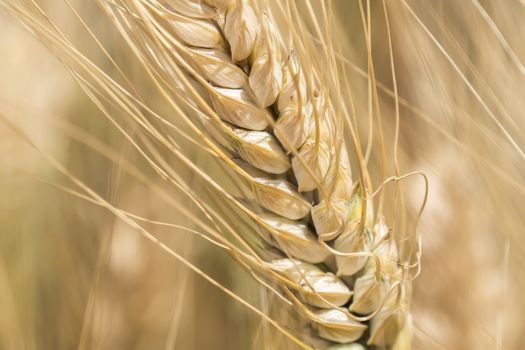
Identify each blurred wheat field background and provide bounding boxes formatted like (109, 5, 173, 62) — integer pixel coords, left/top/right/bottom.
(1, 1, 525, 349)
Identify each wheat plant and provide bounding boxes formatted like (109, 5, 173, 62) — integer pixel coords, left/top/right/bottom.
(0, 0, 426, 349)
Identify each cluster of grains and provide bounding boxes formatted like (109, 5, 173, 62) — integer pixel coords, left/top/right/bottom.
(163, 0, 407, 347)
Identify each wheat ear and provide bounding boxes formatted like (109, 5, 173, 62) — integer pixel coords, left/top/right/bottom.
(1, 0, 411, 347)
(118, 0, 407, 349)
(116, 0, 411, 347)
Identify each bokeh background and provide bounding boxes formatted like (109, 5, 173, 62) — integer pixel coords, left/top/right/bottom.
(1, 1, 524, 349)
